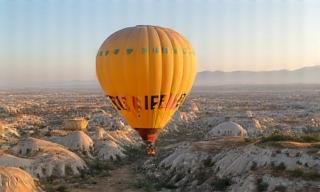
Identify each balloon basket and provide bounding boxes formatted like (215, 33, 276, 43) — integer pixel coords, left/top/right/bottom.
(146, 143, 156, 156)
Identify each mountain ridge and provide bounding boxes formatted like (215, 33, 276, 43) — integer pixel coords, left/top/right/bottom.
(196, 65, 320, 86)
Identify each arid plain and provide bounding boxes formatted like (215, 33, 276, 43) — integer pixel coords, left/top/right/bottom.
(0, 85, 319, 192)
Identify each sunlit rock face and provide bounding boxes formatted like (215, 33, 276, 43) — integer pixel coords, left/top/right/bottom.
(0, 167, 42, 192)
(246, 111, 254, 118)
(89, 112, 125, 130)
(90, 127, 107, 141)
(230, 117, 264, 137)
(0, 151, 33, 171)
(190, 102, 200, 113)
(92, 129, 142, 161)
(2, 137, 88, 178)
(182, 100, 200, 114)
(14, 115, 46, 129)
(48, 129, 68, 137)
(97, 140, 126, 161)
(178, 112, 198, 123)
(0, 105, 19, 115)
(168, 100, 200, 126)
(103, 129, 142, 147)
(49, 131, 94, 157)
(0, 122, 20, 151)
(63, 118, 88, 131)
(207, 121, 248, 138)
(308, 115, 320, 130)
(0, 122, 19, 139)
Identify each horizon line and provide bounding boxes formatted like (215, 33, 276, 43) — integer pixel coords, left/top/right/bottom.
(199, 64, 320, 73)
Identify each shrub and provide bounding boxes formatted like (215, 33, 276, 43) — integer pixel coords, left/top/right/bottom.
(300, 135, 320, 142)
(203, 157, 215, 167)
(271, 162, 286, 172)
(123, 146, 145, 160)
(134, 180, 156, 192)
(277, 162, 286, 171)
(56, 185, 69, 192)
(195, 170, 211, 185)
(256, 178, 268, 192)
(211, 177, 232, 191)
(303, 170, 320, 180)
(174, 173, 185, 183)
(250, 161, 258, 170)
(274, 185, 287, 192)
(261, 134, 294, 143)
(289, 169, 303, 177)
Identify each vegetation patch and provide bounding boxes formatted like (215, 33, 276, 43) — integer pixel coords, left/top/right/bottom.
(195, 170, 211, 185)
(123, 146, 146, 161)
(134, 179, 157, 192)
(256, 178, 268, 192)
(261, 133, 320, 143)
(273, 185, 287, 192)
(43, 181, 70, 192)
(203, 157, 215, 167)
(134, 177, 178, 192)
(210, 177, 232, 191)
(286, 169, 320, 180)
(270, 162, 286, 173)
(56, 185, 69, 192)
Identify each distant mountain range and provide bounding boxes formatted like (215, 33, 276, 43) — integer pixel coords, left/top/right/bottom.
(195, 65, 320, 86)
(1, 66, 319, 90)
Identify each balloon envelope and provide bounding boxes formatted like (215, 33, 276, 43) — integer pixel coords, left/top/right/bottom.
(96, 25, 197, 145)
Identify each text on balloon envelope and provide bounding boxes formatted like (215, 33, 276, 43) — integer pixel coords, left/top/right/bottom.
(106, 93, 187, 111)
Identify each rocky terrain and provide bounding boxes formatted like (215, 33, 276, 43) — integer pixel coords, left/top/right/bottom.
(0, 85, 319, 191)
(142, 138, 319, 191)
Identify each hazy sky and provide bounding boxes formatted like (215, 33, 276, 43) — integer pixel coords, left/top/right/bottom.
(1, 0, 320, 85)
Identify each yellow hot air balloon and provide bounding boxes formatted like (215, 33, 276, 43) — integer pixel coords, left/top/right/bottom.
(96, 25, 197, 155)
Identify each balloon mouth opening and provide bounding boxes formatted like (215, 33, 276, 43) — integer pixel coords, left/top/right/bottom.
(134, 128, 161, 156)
(134, 128, 161, 144)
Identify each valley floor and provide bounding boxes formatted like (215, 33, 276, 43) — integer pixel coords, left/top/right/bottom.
(69, 164, 144, 192)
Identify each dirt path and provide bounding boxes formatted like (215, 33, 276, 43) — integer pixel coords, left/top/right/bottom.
(70, 164, 145, 192)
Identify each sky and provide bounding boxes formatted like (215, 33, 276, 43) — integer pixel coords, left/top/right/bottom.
(0, 0, 320, 86)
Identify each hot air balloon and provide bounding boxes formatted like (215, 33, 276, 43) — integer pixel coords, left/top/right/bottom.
(96, 25, 197, 156)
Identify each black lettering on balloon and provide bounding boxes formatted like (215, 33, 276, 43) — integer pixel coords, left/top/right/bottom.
(108, 93, 188, 111)
(126, 48, 133, 54)
(144, 96, 148, 110)
(159, 95, 165, 108)
(106, 95, 121, 110)
(113, 49, 120, 55)
(121, 96, 129, 110)
(141, 48, 148, 54)
(175, 93, 186, 108)
(151, 95, 159, 110)
(116, 96, 125, 110)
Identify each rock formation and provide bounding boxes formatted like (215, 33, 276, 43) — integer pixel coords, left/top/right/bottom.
(50, 131, 94, 156)
(208, 121, 248, 137)
(0, 137, 88, 178)
(0, 167, 42, 192)
(63, 118, 88, 131)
